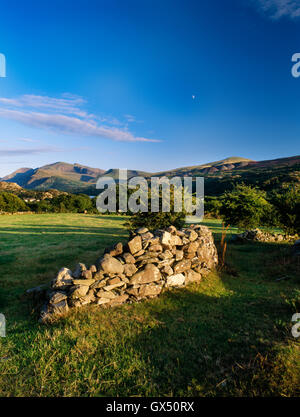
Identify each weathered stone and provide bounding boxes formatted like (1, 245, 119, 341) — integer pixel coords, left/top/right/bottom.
(26, 284, 48, 296)
(123, 252, 136, 264)
(96, 290, 116, 299)
(80, 290, 96, 305)
(126, 288, 139, 297)
(100, 254, 124, 275)
(52, 268, 73, 289)
(93, 271, 105, 280)
(185, 270, 202, 284)
(167, 225, 177, 234)
(124, 263, 138, 277)
(162, 265, 173, 276)
(175, 250, 184, 261)
(196, 266, 210, 276)
(39, 304, 52, 323)
(140, 231, 154, 241)
(107, 277, 122, 285)
(158, 258, 175, 267)
(129, 264, 161, 285)
(148, 244, 163, 252)
(68, 299, 83, 308)
(89, 265, 97, 273)
(173, 259, 191, 274)
(134, 249, 145, 257)
(170, 235, 183, 246)
(139, 284, 162, 297)
(185, 230, 198, 242)
(51, 299, 69, 315)
(97, 298, 111, 305)
(186, 241, 199, 253)
(160, 231, 172, 246)
(196, 245, 218, 269)
(73, 263, 87, 279)
(135, 253, 158, 262)
(82, 270, 93, 279)
(49, 291, 67, 305)
(70, 285, 89, 298)
(116, 256, 125, 264)
(158, 250, 173, 260)
(103, 281, 125, 291)
(128, 235, 142, 254)
(90, 279, 107, 289)
(136, 227, 149, 234)
(176, 230, 185, 237)
(138, 257, 160, 267)
(148, 237, 160, 246)
(107, 242, 123, 257)
(166, 274, 185, 287)
(72, 279, 95, 286)
(108, 294, 129, 306)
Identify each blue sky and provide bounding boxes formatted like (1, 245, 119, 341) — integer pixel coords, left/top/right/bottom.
(0, 0, 300, 176)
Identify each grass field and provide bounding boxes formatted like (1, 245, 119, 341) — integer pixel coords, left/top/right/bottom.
(0, 213, 299, 397)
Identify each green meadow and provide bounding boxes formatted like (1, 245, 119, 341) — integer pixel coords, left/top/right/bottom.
(0, 213, 299, 396)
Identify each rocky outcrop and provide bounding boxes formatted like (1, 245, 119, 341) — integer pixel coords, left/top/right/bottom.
(32, 224, 218, 323)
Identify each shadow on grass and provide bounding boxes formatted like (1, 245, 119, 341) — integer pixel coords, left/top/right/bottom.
(112, 239, 299, 396)
(118, 273, 297, 396)
(0, 225, 129, 235)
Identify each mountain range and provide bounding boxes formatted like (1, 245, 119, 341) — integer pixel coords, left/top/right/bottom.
(1, 155, 300, 195)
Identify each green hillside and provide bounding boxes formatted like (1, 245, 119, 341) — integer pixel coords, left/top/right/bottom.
(2, 155, 300, 195)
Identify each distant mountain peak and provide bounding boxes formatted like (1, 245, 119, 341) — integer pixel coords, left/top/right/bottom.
(1, 155, 299, 194)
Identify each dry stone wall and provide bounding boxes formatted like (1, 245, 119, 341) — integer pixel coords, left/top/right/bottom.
(232, 228, 298, 243)
(37, 224, 218, 323)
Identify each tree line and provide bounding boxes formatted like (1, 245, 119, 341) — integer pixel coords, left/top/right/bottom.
(1, 184, 299, 235)
(205, 184, 300, 235)
(0, 192, 97, 214)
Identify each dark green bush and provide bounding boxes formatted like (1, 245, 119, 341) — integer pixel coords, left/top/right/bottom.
(220, 184, 273, 230)
(270, 187, 300, 235)
(0, 192, 28, 213)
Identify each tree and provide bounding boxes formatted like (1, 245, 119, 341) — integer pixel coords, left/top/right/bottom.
(219, 184, 273, 230)
(50, 194, 94, 213)
(270, 187, 300, 235)
(126, 186, 186, 232)
(205, 196, 222, 218)
(0, 192, 28, 213)
(34, 200, 53, 213)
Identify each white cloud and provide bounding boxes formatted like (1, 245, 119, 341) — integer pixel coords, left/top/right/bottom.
(0, 147, 63, 156)
(0, 94, 160, 143)
(254, 0, 300, 19)
(17, 138, 38, 143)
(0, 145, 88, 157)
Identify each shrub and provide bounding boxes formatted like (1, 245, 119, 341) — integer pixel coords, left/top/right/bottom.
(205, 196, 222, 218)
(220, 184, 273, 230)
(270, 187, 300, 235)
(0, 192, 28, 213)
(126, 210, 186, 232)
(126, 186, 186, 232)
